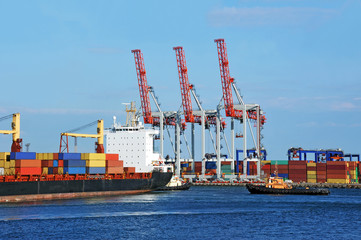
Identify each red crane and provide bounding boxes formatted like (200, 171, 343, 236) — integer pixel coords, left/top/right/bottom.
(173, 46, 195, 123)
(131, 49, 155, 125)
(173, 46, 226, 128)
(215, 39, 266, 125)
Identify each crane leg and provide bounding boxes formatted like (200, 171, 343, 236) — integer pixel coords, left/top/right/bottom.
(95, 142, 104, 153)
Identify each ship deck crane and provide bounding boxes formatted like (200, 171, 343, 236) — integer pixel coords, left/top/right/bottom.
(174, 46, 230, 178)
(59, 120, 104, 153)
(215, 38, 266, 178)
(0, 113, 22, 152)
(132, 49, 186, 177)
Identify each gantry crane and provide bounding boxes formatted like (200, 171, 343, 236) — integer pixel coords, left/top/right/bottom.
(59, 120, 104, 153)
(215, 38, 266, 178)
(174, 46, 229, 178)
(132, 49, 186, 177)
(0, 113, 22, 152)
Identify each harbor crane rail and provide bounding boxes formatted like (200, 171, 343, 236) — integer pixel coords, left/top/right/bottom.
(59, 120, 104, 153)
(0, 113, 22, 152)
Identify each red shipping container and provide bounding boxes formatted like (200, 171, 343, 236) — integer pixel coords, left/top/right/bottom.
(317, 179, 327, 183)
(15, 167, 42, 175)
(327, 170, 347, 175)
(316, 174, 327, 179)
(327, 165, 347, 170)
(289, 165, 307, 170)
(327, 174, 347, 179)
(105, 154, 119, 161)
(289, 169, 307, 174)
(16, 160, 42, 168)
(195, 162, 202, 167)
(124, 167, 136, 173)
(289, 161, 307, 165)
(58, 160, 63, 167)
(53, 153, 59, 160)
(307, 166, 316, 171)
(221, 161, 231, 165)
(53, 167, 58, 174)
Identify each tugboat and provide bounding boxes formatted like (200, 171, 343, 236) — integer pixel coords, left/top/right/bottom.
(156, 176, 192, 191)
(246, 176, 330, 195)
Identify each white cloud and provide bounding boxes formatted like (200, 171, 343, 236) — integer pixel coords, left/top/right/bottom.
(208, 7, 338, 27)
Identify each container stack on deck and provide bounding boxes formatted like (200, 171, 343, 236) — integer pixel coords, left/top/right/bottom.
(12, 152, 41, 175)
(0, 152, 125, 178)
(316, 162, 327, 183)
(288, 161, 307, 182)
(326, 161, 349, 184)
(307, 162, 317, 183)
(221, 161, 232, 175)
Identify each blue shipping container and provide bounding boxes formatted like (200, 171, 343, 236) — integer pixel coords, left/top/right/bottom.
(205, 162, 217, 169)
(58, 153, 81, 160)
(10, 152, 36, 160)
(271, 173, 289, 179)
(53, 160, 58, 167)
(48, 167, 53, 174)
(64, 167, 86, 175)
(64, 160, 86, 167)
(86, 167, 106, 174)
(181, 163, 189, 168)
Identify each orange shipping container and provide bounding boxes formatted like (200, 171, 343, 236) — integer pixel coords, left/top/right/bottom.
(107, 167, 124, 174)
(16, 160, 42, 168)
(327, 174, 347, 179)
(53, 153, 59, 160)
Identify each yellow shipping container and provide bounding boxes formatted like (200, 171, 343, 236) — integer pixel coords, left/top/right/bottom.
(0, 160, 5, 168)
(327, 179, 350, 184)
(307, 171, 316, 175)
(81, 153, 106, 160)
(42, 167, 48, 175)
(261, 160, 271, 164)
(86, 160, 106, 167)
(47, 153, 54, 160)
(58, 167, 63, 174)
(0, 152, 10, 160)
(10, 160, 15, 168)
(4, 168, 11, 176)
(10, 167, 15, 175)
(307, 174, 317, 179)
(307, 179, 317, 183)
(307, 162, 316, 167)
(4, 162, 10, 169)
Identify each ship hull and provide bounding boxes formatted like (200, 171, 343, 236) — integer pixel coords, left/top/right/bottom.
(246, 184, 330, 195)
(0, 171, 172, 202)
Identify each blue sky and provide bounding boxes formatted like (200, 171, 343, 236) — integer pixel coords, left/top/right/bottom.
(0, 0, 360, 160)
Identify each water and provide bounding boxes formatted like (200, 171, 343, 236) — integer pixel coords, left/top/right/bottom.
(0, 186, 360, 239)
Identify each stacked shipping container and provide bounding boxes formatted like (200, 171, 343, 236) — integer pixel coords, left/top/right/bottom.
(307, 162, 317, 183)
(326, 161, 349, 184)
(288, 161, 307, 182)
(316, 163, 327, 183)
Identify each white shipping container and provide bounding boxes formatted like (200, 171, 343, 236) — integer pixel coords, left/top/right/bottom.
(0, 167, 4, 175)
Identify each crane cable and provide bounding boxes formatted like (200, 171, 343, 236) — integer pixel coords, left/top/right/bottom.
(0, 114, 14, 122)
(64, 120, 98, 133)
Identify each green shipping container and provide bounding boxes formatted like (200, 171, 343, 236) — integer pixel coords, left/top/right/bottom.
(271, 160, 288, 165)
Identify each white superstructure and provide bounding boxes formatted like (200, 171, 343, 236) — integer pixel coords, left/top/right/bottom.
(105, 118, 162, 173)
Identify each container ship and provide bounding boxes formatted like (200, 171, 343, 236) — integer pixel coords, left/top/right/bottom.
(0, 112, 173, 202)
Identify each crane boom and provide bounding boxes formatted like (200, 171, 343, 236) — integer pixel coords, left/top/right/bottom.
(131, 49, 153, 124)
(59, 120, 104, 153)
(173, 46, 194, 123)
(214, 39, 243, 119)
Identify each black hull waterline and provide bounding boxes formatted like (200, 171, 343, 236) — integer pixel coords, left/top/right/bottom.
(246, 184, 330, 195)
(0, 172, 173, 201)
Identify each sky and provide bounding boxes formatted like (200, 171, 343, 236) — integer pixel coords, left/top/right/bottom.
(0, 0, 360, 160)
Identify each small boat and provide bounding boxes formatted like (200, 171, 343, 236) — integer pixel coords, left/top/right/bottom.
(246, 176, 330, 195)
(156, 176, 192, 191)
